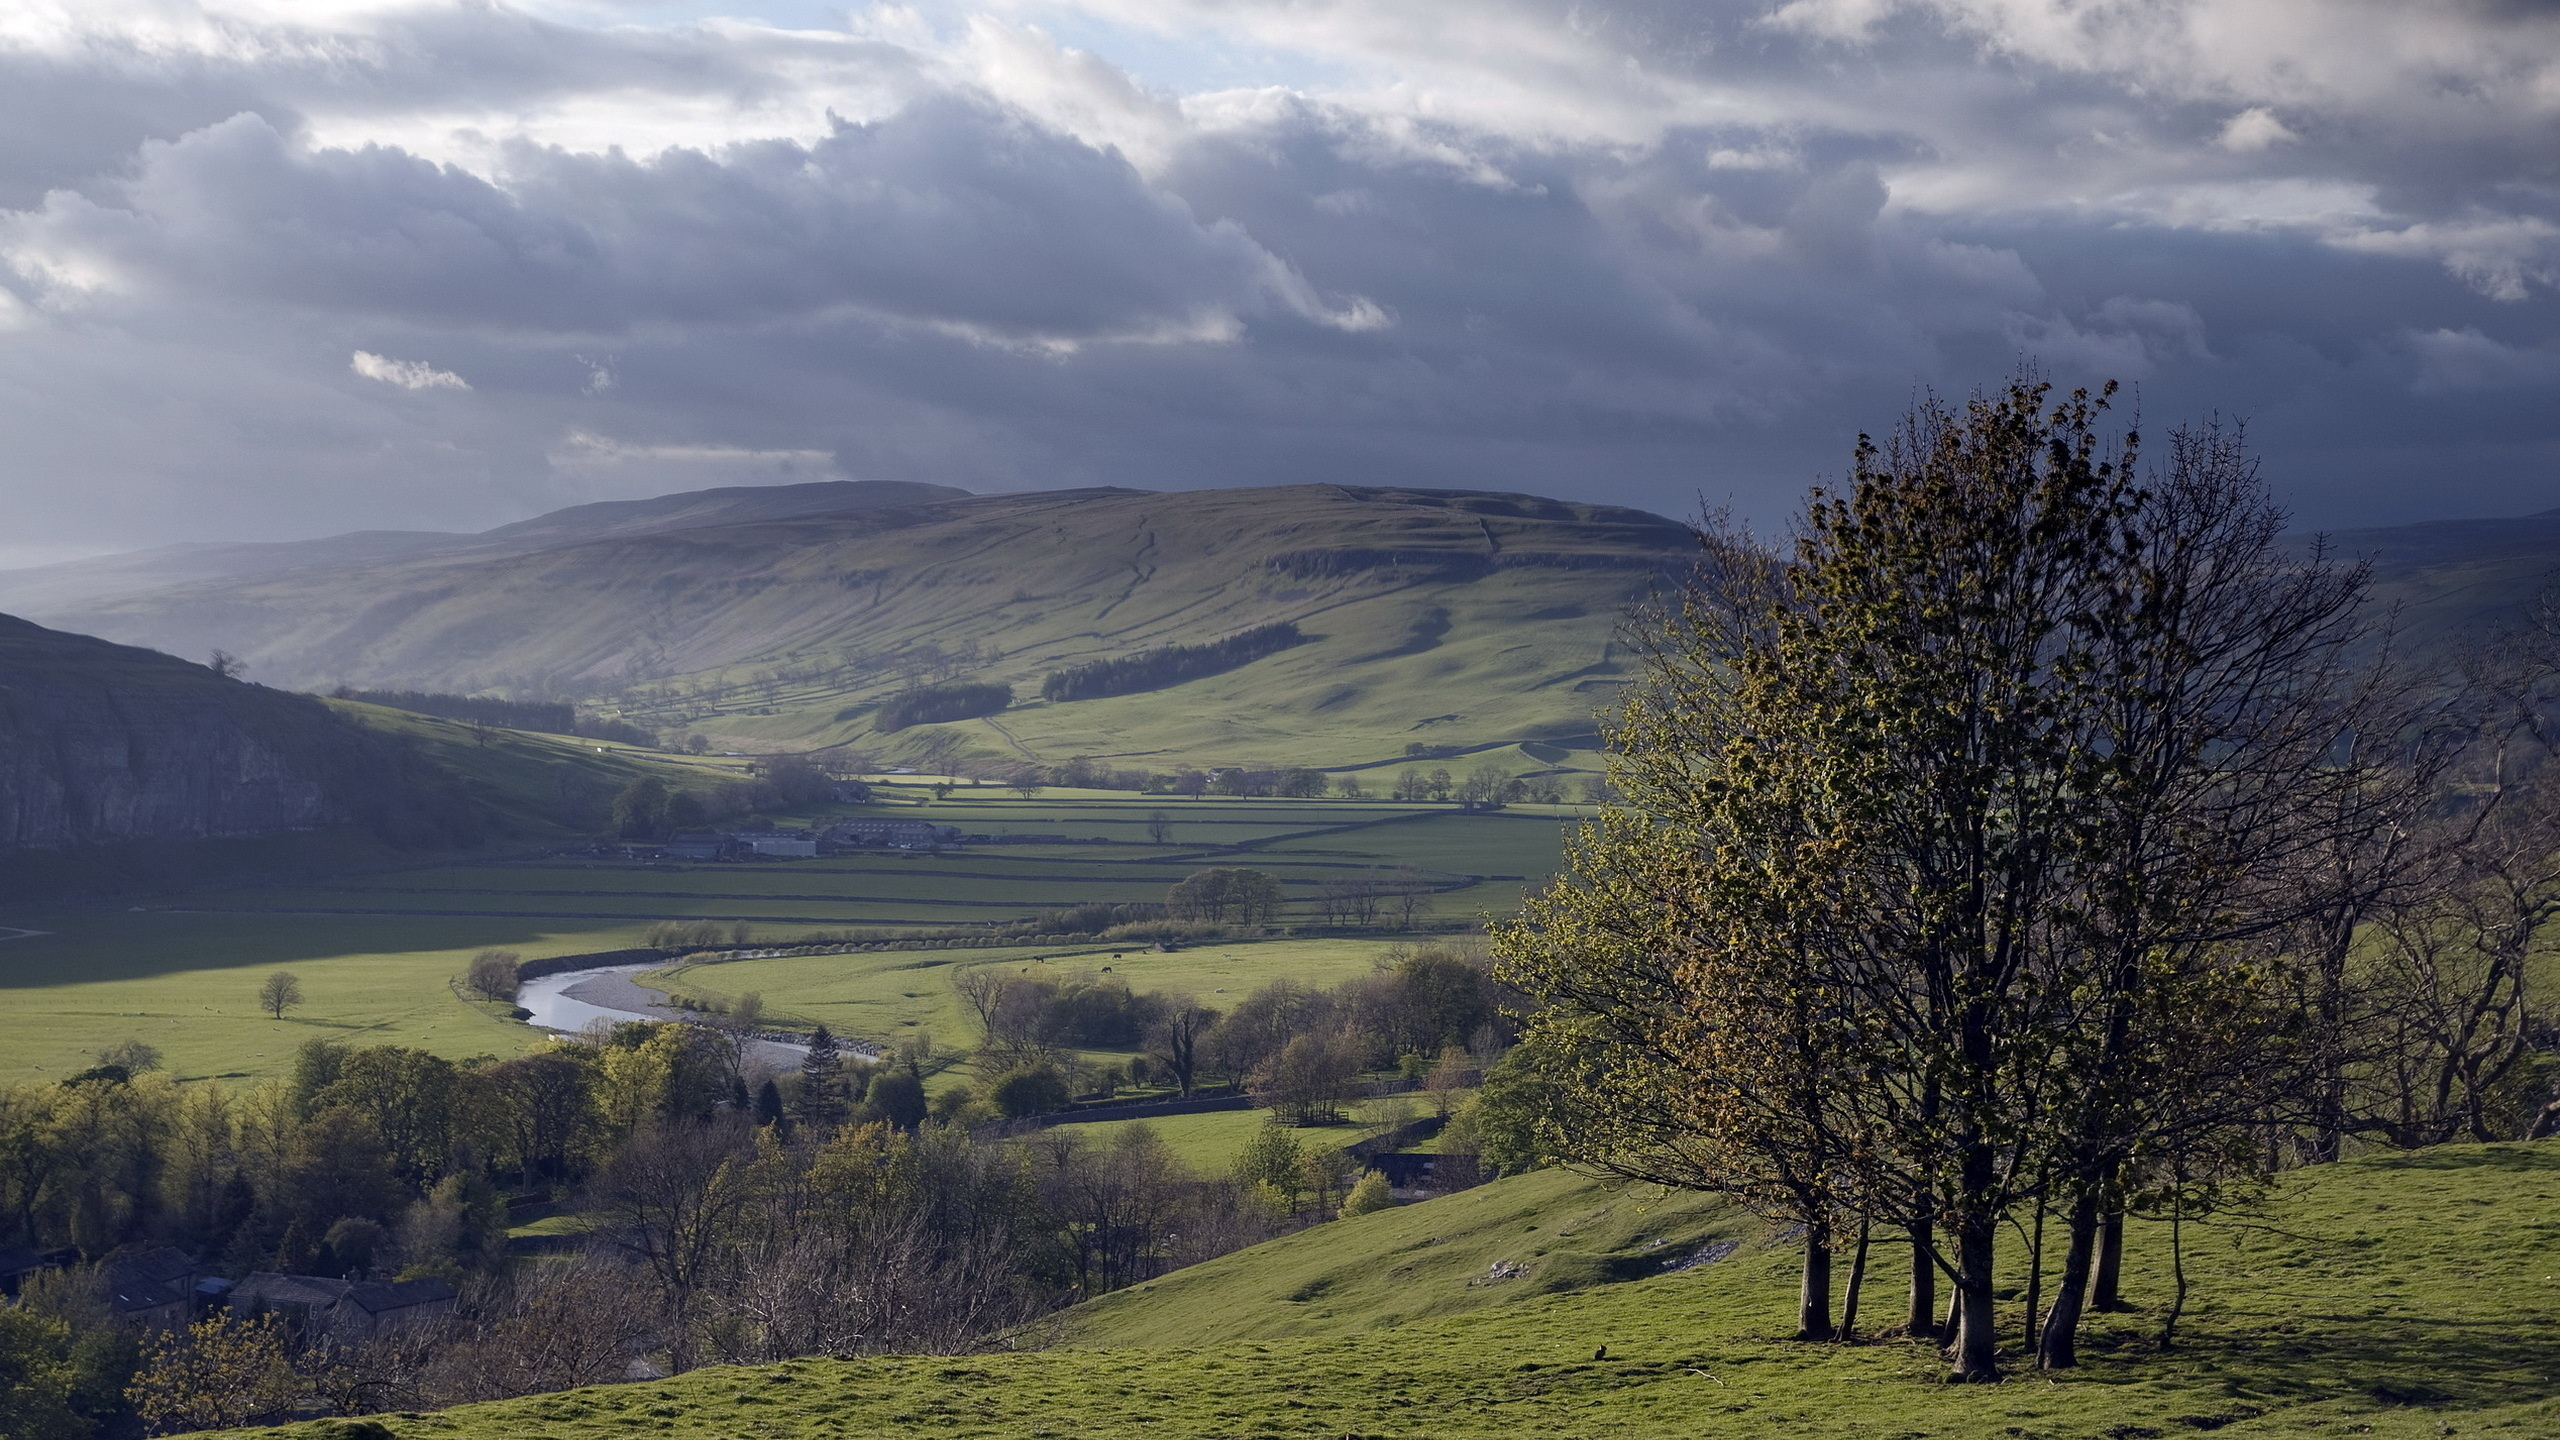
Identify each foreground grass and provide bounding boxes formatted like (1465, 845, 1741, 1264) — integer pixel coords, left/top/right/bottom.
(219, 1144, 2560, 1439)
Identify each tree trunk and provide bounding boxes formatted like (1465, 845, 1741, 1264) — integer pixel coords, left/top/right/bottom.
(2037, 1190, 2101, 1369)
(2091, 1210, 2126, 1311)
(2022, 1186, 2047, 1356)
(1950, 1213, 2000, 1381)
(1906, 1218, 1938, 1338)
(1797, 1216, 1835, 1341)
(1839, 1218, 1872, 1341)
(2160, 1199, 2190, 1350)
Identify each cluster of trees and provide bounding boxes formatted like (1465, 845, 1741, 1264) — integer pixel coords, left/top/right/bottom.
(604, 753, 841, 840)
(0, 1017, 1329, 1435)
(1039, 623, 1308, 703)
(1496, 380, 2560, 1381)
(943, 942, 1515, 1127)
(1384, 765, 1578, 805)
(877, 682, 1013, 732)
(890, 751, 1599, 807)
(1164, 867, 1286, 925)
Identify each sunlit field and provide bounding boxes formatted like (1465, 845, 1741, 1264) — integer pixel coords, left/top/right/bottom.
(0, 789, 1576, 1085)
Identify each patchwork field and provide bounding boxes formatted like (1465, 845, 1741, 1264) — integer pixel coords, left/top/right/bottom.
(0, 789, 1578, 1084)
(214, 1143, 2560, 1439)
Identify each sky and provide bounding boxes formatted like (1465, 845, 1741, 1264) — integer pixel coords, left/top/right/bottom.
(0, 0, 2554, 565)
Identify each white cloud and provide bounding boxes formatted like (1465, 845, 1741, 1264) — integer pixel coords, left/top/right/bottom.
(350, 350, 469, 389)
(2215, 106, 2294, 152)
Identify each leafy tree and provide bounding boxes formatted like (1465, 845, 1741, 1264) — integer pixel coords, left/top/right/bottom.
(1338, 1169, 1393, 1217)
(125, 1314, 297, 1435)
(319, 1046, 459, 1186)
(465, 950, 521, 1001)
(1501, 379, 2384, 1376)
(611, 775, 672, 838)
(1229, 1124, 1302, 1203)
(862, 1068, 928, 1130)
(1165, 867, 1284, 925)
(1248, 1034, 1358, 1126)
(989, 1064, 1070, 1119)
(92, 1041, 161, 1074)
(256, 971, 303, 1020)
(0, 1306, 88, 1440)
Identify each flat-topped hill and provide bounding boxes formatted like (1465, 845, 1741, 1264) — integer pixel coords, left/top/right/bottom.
(9, 484, 1696, 766)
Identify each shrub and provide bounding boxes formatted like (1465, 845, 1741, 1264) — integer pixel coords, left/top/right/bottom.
(1339, 1169, 1394, 1217)
(989, 1064, 1071, 1118)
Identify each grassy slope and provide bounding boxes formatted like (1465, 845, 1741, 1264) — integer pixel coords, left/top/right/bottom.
(223, 1143, 2560, 1440)
(44, 485, 1690, 768)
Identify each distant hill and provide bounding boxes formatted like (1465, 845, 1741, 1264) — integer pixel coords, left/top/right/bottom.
(5, 484, 1697, 768)
(27, 482, 2542, 773)
(2314, 508, 2560, 652)
(0, 612, 710, 896)
(0, 479, 965, 618)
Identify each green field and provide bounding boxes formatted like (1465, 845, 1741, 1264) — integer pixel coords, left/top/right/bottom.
(652, 937, 1409, 1052)
(0, 791, 1575, 1084)
(214, 1143, 2560, 1439)
(0, 910, 644, 1083)
(1026, 1107, 1384, 1176)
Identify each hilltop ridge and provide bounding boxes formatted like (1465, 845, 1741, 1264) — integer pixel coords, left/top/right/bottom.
(5, 483, 1696, 767)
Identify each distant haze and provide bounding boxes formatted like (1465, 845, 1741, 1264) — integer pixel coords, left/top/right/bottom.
(0, 1, 2554, 563)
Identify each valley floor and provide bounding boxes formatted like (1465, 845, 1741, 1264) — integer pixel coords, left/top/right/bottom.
(213, 1143, 2560, 1440)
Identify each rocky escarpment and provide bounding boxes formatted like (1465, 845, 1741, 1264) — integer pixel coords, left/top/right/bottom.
(0, 614, 480, 851)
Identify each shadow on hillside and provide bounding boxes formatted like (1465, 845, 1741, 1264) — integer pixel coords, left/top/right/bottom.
(0, 908, 584, 989)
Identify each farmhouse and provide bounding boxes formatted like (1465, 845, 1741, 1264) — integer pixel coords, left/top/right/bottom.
(229, 1272, 460, 1341)
(661, 831, 737, 861)
(102, 1247, 197, 1329)
(824, 818, 962, 849)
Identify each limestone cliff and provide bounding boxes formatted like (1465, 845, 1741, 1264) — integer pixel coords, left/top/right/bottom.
(0, 614, 477, 852)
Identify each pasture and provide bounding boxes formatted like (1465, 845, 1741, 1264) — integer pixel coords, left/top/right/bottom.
(647, 936, 1411, 1053)
(0, 790, 1576, 1085)
(216, 1143, 2560, 1440)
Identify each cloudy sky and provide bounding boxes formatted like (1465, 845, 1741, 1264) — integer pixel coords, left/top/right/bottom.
(1, 0, 2554, 564)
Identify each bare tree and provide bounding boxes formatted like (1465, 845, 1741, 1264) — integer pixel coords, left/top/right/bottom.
(258, 971, 304, 1020)
(1146, 994, 1217, 1097)
(591, 1119, 757, 1371)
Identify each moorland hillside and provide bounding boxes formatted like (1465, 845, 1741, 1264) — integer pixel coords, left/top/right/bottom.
(3, 484, 1697, 766)
(0, 479, 965, 617)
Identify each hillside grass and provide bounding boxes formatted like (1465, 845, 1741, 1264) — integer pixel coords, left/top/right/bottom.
(218, 1143, 2560, 1439)
(1018, 1107, 1382, 1176)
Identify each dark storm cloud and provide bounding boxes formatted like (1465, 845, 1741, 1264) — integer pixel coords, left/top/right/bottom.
(0, 0, 2553, 561)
